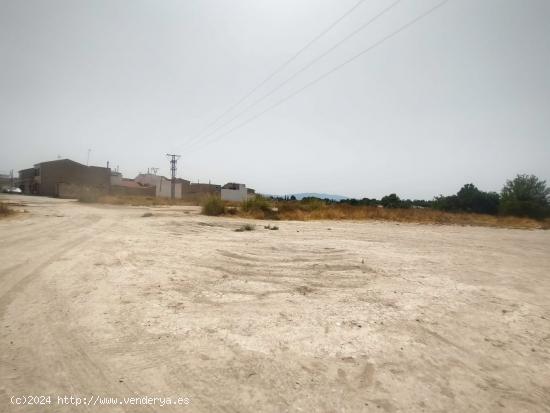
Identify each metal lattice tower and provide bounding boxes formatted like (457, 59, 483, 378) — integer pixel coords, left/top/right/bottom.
(165, 154, 181, 199)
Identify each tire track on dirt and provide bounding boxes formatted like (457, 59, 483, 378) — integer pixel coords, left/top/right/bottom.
(1, 214, 158, 413)
(0, 219, 106, 314)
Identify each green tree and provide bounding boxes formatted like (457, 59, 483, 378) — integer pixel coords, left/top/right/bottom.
(456, 183, 500, 215)
(434, 183, 500, 215)
(381, 193, 401, 208)
(500, 174, 550, 219)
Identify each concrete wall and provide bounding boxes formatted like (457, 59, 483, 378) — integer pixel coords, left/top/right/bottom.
(158, 178, 183, 198)
(110, 185, 156, 197)
(181, 182, 221, 201)
(110, 173, 122, 186)
(184, 182, 221, 194)
(57, 183, 106, 200)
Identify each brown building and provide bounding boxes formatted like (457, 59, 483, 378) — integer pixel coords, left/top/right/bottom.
(19, 159, 110, 197)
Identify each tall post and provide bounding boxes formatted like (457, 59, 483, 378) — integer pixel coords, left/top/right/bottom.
(166, 154, 181, 200)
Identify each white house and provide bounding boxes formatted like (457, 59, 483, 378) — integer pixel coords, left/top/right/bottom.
(221, 182, 250, 202)
(110, 171, 123, 186)
(135, 173, 188, 198)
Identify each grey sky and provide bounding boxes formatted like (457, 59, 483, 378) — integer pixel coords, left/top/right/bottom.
(1, 0, 549, 199)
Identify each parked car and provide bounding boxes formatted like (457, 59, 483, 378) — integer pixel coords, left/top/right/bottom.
(1, 187, 22, 194)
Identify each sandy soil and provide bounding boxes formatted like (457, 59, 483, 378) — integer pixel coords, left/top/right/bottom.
(1, 194, 549, 413)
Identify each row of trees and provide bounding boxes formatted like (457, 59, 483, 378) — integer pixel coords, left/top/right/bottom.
(433, 175, 550, 219)
(338, 194, 432, 209)
(276, 175, 549, 220)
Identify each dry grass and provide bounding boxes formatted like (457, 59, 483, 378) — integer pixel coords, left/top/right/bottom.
(235, 223, 255, 232)
(201, 196, 225, 216)
(280, 204, 545, 229)
(83, 195, 198, 207)
(229, 200, 547, 230)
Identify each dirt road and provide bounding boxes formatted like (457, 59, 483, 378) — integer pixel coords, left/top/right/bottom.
(1, 195, 549, 412)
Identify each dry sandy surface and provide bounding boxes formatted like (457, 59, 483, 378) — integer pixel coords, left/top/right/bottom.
(1, 195, 549, 413)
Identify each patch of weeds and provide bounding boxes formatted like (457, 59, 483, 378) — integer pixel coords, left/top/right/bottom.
(142, 212, 153, 217)
(296, 285, 314, 295)
(241, 196, 279, 219)
(264, 224, 279, 230)
(235, 223, 255, 232)
(226, 206, 238, 215)
(202, 196, 225, 216)
(0, 202, 15, 217)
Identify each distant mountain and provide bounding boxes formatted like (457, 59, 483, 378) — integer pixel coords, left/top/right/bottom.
(286, 193, 349, 201)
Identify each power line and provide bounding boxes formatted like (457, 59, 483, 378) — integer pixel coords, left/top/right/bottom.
(175, 0, 367, 151)
(185, 0, 449, 156)
(181, 0, 402, 154)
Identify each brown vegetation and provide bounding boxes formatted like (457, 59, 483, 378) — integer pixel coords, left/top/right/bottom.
(80, 194, 548, 229)
(227, 198, 549, 230)
(0, 202, 14, 217)
(235, 223, 255, 232)
(201, 196, 225, 216)
(279, 203, 546, 229)
(79, 195, 198, 206)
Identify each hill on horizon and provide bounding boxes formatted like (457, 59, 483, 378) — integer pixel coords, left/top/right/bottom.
(284, 193, 349, 201)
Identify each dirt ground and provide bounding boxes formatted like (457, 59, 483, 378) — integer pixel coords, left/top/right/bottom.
(1, 195, 549, 412)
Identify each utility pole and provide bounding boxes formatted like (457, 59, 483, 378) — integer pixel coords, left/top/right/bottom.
(165, 154, 181, 200)
(86, 149, 91, 166)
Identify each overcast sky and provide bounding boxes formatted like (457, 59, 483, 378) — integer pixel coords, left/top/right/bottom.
(1, 0, 549, 199)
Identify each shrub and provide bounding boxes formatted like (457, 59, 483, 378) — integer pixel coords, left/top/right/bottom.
(242, 195, 272, 213)
(0, 202, 14, 217)
(276, 198, 326, 215)
(241, 195, 277, 219)
(201, 196, 225, 216)
(235, 223, 255, 232)
(226, 206, 238, 215)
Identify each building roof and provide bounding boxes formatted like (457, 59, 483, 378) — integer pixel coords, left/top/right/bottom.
(116, 178, 146, 188)
(223, 182, 245, 189)
(32, 158, 110, 171)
